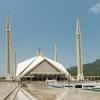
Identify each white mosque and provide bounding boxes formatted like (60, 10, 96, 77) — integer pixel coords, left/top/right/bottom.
(16, 54, 73, 81)
(5, 12, 84, 81)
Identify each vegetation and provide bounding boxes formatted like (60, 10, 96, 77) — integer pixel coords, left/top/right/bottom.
(67, 59, 100, 76)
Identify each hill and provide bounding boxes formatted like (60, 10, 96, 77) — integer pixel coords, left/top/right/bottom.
(67, 59, 100, 76)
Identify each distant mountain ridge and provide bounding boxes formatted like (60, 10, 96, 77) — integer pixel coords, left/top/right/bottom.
(67, 59, 100, 76)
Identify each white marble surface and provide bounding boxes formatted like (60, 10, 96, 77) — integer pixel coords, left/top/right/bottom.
(15, 88, 37, 100)
(0, 82, 18, 100)
(61, 88, 100, 100)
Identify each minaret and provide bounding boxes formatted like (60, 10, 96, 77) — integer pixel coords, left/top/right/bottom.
(6, 11, 11, 80)
(54, 44, 58, 62)
(14, 45, 16, 80)
(76, 17, 84, 81)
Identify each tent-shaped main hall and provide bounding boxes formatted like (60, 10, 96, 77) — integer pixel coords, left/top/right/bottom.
(16, 55, 73, 81)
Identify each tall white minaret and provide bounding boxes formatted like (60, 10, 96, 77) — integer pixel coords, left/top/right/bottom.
(6, 11, 11, 80)
(54, 44, 58, 62)
(14, 44, 16, 80)
(76, 17, 84, 81)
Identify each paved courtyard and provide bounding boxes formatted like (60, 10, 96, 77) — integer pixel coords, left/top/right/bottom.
(0, 82, 18, 100)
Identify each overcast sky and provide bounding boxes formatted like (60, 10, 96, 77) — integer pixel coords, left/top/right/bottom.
(0, 0, 100, 76)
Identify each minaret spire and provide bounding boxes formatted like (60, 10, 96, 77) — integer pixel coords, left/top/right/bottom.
(76, 17, 84, 81)
(6, 10, 11, 80)
(37, 49, 43, 57)
(54, 43, 58, 62)
(76, 17, 81, 34)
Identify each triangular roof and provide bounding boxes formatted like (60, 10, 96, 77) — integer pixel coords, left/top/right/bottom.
(16, 56, 73, 80)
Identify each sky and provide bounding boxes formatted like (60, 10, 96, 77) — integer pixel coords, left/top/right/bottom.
(0, 0, 100, 76)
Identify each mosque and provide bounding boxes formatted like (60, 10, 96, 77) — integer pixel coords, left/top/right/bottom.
(5, 12, 84, 81)
(16, 52, 73, 81)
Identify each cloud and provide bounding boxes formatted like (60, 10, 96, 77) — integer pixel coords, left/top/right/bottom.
(89, 1, 100, 14)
